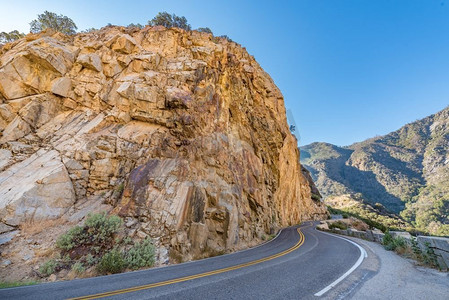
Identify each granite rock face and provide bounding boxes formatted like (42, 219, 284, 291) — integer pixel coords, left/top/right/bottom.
(0, 27, 326, 263)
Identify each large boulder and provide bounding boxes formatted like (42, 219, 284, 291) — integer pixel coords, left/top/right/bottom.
(0, 150, 76, 226)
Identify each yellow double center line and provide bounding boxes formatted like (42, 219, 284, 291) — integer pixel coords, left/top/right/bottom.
(69, 226, 306, 300)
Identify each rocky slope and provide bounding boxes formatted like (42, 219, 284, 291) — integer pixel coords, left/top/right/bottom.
(0, 26, 326, 278)
(301, 106, 449, 236)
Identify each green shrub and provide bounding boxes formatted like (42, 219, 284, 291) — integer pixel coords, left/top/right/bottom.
(86, 254, 96, 266)
(218, 35, 233, 42)
(311, 193, 321, 201)
(383, 231, 394, 250)
(125, 238, 155, 270)
(422, 242, 439, 268)
(384, 235, 440, 269)
(84, 212, 123, 245)
(411, 237, 422, 256)
(62, 254, 71, 263)
(56, 212, 122, 252)
(383, 231, 406, 251)
(97, 249, 125, 274)
(39, 259, 57, 276)
(52, 212, 158, 276)
(329, 221, 348, 230)
(394, 236, 406, 249)
(56, 225, 84, 250)
(196, 27, 212, 34)
(115, 183, 125, 194)
(71, 262, 85, 275)
(148, 12, 191, 31)
(127, 23, 143, 29)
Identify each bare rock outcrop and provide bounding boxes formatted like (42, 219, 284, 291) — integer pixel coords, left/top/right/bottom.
(0, 27, 326, 264)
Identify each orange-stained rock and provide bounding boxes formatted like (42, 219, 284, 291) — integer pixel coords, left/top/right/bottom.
(0, 26, 326, 264)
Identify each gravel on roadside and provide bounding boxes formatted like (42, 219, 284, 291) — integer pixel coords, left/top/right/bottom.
(350, 238, 449, 300)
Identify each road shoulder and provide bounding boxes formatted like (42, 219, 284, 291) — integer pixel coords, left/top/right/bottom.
(322, 234, 449, 300)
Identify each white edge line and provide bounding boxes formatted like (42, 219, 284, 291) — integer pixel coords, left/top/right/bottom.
(313, 229, 368, 297)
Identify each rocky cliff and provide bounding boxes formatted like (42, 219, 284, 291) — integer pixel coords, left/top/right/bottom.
(0, 26, 326, 271)
(301, 106, 449, 236)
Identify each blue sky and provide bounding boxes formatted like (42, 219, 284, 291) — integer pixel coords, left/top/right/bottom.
(2, 0, 449, 146)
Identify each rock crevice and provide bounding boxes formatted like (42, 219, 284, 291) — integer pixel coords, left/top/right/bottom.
(0, 27, 326, 263)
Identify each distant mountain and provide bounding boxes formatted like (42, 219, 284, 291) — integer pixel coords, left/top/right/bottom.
(301, 106, 449, 236)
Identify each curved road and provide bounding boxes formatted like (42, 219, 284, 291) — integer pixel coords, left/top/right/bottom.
(0, 222, 365, 300)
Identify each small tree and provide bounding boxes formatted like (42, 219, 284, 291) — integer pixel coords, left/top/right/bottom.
(0, 30, 25, 44)
(30, 11, 77, 35)
(127, 23, 143, 29)
(197, 27, 213, 34)
(81, 28, 98, 33)
(148, 12, 191, 31)
(219, 35, 233, 43)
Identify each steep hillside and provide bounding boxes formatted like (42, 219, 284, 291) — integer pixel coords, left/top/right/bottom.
(301, 107, 449, 236)
(0, 26, 326, 280)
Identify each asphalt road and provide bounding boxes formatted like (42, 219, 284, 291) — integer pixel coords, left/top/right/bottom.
(0, 222, 364, 300)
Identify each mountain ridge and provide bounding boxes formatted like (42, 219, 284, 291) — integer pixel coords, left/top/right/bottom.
(301, 106, 449, 236)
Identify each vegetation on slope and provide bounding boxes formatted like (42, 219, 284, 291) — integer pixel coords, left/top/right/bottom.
(1, 10, 234, 46)
(0, 280, 39, 289)
(326, 195, 413, 233)
(30, 11, 78, 35)
(382, 231, 439, 269)
(302, 106, 449, 236)
(39, 213, 155, 277)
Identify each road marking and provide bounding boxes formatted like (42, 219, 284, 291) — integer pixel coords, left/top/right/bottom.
(335, 271, 369, 300)
(68, 226, 306, 300)
(314, 230, 368, 297)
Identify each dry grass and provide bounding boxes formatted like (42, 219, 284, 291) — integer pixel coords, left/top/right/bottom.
(0, 280, 39, 289)
(395, 244, 413, 257)
(325, 217, 370, 232)
(1, 217, 77, 282)
(19, 218, 68, 237)
(34, 246, 58, 259)
(169, 249, 184, 264)
(351, 219, 370, 231)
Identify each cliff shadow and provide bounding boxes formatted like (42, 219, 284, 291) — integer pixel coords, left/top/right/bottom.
(340, 164, 405, 213)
